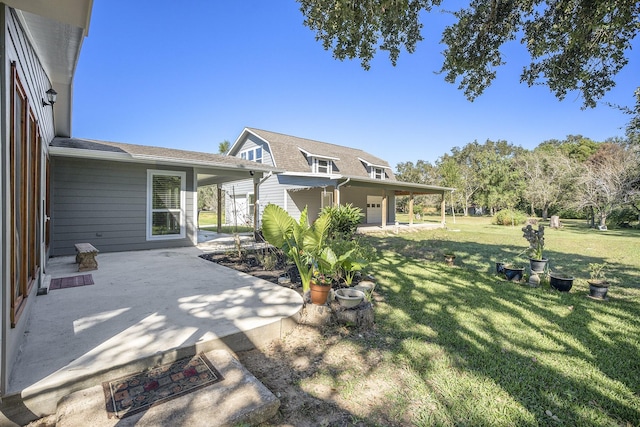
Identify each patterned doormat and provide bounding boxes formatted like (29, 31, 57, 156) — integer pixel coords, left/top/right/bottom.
(49, 274, 94, 290)
(103, 353, 224, 419)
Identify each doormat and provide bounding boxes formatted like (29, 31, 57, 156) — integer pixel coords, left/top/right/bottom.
(49, 274, 94, 290)
(103, 353, 224, 419)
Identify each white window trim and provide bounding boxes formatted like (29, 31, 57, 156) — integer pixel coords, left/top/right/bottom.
(240, 146, 263, 163)
(371, 167, 386, 180)
(312, 157, 333, 174)
(146, 169, 186, 240)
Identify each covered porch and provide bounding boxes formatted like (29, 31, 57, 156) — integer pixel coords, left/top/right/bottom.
(333, 176, 454, 229)
(1, 246, 302, 426)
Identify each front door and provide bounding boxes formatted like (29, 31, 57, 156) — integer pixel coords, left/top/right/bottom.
(366, 196, 382, 224)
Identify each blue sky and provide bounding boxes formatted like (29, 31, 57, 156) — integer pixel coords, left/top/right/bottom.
(72, 1, 639, 169)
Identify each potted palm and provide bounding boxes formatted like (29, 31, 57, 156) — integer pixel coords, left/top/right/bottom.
(587, 263, 610, 300)
(261, 204, 331, 298)
(522, 224, 548, 273)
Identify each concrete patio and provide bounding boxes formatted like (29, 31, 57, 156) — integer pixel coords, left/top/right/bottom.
(1, 244, 303, 426)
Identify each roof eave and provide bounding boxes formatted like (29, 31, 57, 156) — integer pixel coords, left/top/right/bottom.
(48, 146, 283, 174)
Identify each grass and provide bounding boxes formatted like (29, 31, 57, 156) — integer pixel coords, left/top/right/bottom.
(303, 216, 640, 426)
(197, 210, 253, 233)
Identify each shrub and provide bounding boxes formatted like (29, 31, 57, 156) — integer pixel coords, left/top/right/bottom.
(492, 209, 527, 226)
(321, 204, 363, 240)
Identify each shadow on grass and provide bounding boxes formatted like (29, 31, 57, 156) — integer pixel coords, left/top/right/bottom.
(362, 233, 640, 425)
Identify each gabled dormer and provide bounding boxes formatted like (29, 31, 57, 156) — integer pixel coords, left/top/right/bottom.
(358, 157, 388, 180)
(298, 147, 339, 175)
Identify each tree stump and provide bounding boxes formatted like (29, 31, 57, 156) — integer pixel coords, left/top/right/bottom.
(332, 301, 374, 328)
(299, 302, 333, 327)
(298, 299, 375, 329)
(550, 215, 561, 228)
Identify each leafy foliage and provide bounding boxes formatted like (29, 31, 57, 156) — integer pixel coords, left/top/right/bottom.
(297, 0, 439, 70)
(492, 209, 527, 226)
(321, 203, 364, 240)
(261, 204, 333, 292)
(298, 0, 640, 125)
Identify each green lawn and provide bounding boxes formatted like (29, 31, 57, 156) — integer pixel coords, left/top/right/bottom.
(197, 210, 253, 233)
(306, 216, 640, 425)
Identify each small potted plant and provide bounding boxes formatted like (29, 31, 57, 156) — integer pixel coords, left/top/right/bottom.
(309, 267, 333, 305)
(587, 262, 610, 300)
(522, 224, 548, 273)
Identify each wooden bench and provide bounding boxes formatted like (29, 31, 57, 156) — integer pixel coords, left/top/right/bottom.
(75, 243, 99, 272)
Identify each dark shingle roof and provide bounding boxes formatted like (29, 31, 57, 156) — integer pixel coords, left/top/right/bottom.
(242, 128, 396, 180)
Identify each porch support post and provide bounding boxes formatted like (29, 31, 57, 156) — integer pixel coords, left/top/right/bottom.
(253, 177, 259, 233)
(334, 185, 340, 206)
(440, 191, 446, 226)
(409, 192, 414, 226)
(381, 190, 388, 229)
(217, 186, 222, 233)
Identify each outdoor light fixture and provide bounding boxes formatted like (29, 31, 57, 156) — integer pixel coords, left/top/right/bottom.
(42, 88, 57, 107)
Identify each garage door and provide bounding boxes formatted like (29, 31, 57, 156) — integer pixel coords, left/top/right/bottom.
(366, 196, 382, 224)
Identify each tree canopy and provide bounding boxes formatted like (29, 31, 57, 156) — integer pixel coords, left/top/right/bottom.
(297, 0, 640, 130)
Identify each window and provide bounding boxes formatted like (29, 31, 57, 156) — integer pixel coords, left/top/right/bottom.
(240, 146, 262, 163)
(313, 157, 332, 174)
(147, 170, 186, 240)
(372, 167, 385, 180)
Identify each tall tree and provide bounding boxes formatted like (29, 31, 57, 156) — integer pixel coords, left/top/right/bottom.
(519, 148, 579, 219)
(574, 142, 640, 227)
(298, 0, 639, 122)
(218, 140, 230, 154)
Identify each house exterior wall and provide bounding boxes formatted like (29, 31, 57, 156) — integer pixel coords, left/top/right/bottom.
(1, 5, 58, 395)
(51, 157, 196, 256)
(238, 134, 274, 166)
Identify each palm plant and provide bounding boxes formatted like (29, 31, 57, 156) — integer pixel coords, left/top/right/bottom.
(261, 204, 332, 292)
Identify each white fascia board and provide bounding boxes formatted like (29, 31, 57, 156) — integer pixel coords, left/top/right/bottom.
(297, 147, 340, 161)
(357, 157, 389, 169)
(280, 171, 342, 179)
(228, 128, 277, 167)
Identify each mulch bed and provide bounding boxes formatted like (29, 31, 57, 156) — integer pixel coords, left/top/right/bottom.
(199, 250, 301, 285)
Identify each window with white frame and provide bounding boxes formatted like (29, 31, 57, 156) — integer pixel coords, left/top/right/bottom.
(313, 157, 332, 174)
(371, 167, 386, 180)
(147, 170, 186, 240)
(240, 146, 263, 163)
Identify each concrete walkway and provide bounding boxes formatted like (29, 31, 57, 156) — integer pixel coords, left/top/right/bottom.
(2, 246, 302, 426)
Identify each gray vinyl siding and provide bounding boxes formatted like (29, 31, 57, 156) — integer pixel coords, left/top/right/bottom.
(236, 134, 274, 166)
(51, 157, 196, 256)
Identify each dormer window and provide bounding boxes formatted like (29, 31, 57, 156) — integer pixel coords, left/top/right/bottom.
(298, 147, 339, 175)
(358, 157, 387, 180)
(372, 167, 385, 180)
(240, 146, 262, 163)
(313, 157, 332, 174)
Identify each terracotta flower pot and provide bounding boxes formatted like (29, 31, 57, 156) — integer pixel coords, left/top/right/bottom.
(310, 281, 331, 305)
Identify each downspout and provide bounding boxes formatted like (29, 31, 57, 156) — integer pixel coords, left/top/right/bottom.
(254, 172, 273, 233)
(335, 177, 350, 206)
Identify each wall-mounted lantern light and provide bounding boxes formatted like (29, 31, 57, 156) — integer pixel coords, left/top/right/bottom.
(42, 88, 57, 107)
